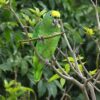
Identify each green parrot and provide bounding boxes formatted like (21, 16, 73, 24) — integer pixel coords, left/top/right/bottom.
(32, 10, 61, 82)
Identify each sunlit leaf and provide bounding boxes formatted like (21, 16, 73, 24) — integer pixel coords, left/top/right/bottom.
(48, 74, 60, 82)
(89, 69, 97, 75)
(0, 95, 5, 100)
(83, 27, 94, 36)
(78, 64, 83, 72)
(63, 56, 84, 62)
(60, 78, 65, 87)
(65, 64, 70, 73)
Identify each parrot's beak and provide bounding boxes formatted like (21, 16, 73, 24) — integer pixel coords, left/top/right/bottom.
(53, 18, 61, 28)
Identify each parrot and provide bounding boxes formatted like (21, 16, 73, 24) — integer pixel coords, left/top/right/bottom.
(32, 10, 61, 82)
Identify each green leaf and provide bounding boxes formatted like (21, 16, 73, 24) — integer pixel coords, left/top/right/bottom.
(78, 64, 83, 72)
(0, 63, 12, 71)
(63, 57, 74, 62)
(38, 80, 46, 97)
(60, 78, 65, 87)
(54, 80, 63, 91)
(47, 82, 57, 98)
(0, 0, 8, 8)
(89, 69, 97, 75)
(29, 7, 43, 17)
(68, 57, 74, 62)
(4, 28, 11, 42)
(64, 22, 72, 30)
(21, 60, 28, 76)
(76, 93, 84, 100)
(0, 95, 5, 100)
(40, 9, 47, 16)
(0, 57, 14, 71)
(38, 1, 47, 9)
(65, 64, 70, 73)
(28, 33, 33, 38)
(4, 80, 9, 88)
(48, 74, 60, 82)
(49, 0, 55, 9)
(72, 31, 83, 45)
(4, 80, 33, 98)
(20, 87, 33, 93)
(96, 92, 100, 100)
(83, 27, 94, 36)
(63, 56, 84, 62)
(27, 71, 35, 85)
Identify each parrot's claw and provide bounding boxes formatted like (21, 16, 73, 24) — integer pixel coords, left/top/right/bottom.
(38, 35, 43, 39)
(45, 59, 50, 65)
(38, 35, 44, 42)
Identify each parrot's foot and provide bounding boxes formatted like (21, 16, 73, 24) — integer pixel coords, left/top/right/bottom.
(38, 35, 44, 42)
(45, 59, 50, 65)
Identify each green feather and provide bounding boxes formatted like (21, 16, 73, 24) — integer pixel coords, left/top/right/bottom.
(32, 11, 61, 82)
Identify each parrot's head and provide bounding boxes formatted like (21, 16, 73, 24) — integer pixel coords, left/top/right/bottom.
(43, 10, 61, 28)
(51, 10, 61, 28)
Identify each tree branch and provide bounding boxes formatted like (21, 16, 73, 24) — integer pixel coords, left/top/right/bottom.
(59, 19, 83, 77)
(19, 32, 64, 43)
(90, 0, 100, 30)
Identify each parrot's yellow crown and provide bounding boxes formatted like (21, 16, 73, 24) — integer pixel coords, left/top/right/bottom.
(51, 10, 60, 18)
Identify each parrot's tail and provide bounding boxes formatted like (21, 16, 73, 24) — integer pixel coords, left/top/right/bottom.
(34, 69, 42, 82)
(33, 56, 44, 82)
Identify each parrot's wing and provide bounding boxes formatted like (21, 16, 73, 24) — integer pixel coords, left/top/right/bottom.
(32, 11, 61, 82)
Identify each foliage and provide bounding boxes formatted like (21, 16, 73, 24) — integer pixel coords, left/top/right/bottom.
(0, 0, 100, 100)
(3, 80, 33, 100)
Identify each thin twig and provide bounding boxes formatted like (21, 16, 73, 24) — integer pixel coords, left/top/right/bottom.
(93, 70, 100, 85)
(52, 55, 69, 76)
(90, 0, 100, 30)
(84, 70, 100, 87)
(77, 55, 91, 78)
(9, 0, 30, 39)
(57, 47, 84, 79)
(59, 19, 83, 77)
(66, 83, 74, 93)
(82, 87, 90, 100)
(60, 93, 71, 100)
(87, 82, 96, 100)
(9, 1, 24, 29)
(93, 84, 100, 93)
(51, 64, 83, 88)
